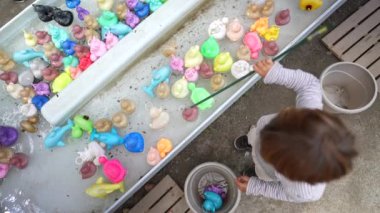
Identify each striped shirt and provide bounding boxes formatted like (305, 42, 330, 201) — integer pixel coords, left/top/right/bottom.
(246, 62, 326, 202)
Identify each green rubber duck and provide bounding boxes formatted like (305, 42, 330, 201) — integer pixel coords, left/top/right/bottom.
(201, 36, 220, 59)
(98, 11, 118, 28)
(188, 83, 214, 110)
(71, 115, 94, 138)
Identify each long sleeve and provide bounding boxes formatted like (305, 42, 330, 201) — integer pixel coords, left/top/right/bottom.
(263, 62, 323, 110)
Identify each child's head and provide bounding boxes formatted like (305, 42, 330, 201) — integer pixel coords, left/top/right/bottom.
(260, 108, 357, 184)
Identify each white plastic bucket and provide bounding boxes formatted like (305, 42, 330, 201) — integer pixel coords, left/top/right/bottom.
(184, 162, 241, 213)
(320, 62, 378, 114)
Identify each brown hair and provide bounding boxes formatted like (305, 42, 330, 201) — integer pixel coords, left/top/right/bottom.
(260, 108, 357, 184)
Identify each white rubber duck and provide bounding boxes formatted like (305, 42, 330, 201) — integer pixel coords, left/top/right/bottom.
(171, 78, 189, 99)
(208, 17, 229, 40)
(6, 83, 24, 99)
(231, 60, 252, 79)
(19, 103, 38, 117)
(75, 142, 106, 166)
(149, 107, 170, 130)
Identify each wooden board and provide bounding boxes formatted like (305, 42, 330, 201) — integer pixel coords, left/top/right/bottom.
(322, 0, 380, 79)
(129, 175, 191, 213)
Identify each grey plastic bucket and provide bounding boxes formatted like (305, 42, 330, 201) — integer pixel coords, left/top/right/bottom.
(320, 62, 378, 114)
(184, 162, 241, 213)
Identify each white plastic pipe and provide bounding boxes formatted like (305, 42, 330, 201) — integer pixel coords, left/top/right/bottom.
(41, 0, 207, 125)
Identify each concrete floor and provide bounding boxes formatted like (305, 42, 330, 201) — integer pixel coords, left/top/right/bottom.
(1, 0, 379, 212)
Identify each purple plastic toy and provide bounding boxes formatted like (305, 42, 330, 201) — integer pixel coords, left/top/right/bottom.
(126, 0, 138, 9)
(32, 82, 51, 96)
(126, 10, 140, 28)
(76, 6, 90, 21)
(204, 184, 227, 200)
(0, 126, 19, 147)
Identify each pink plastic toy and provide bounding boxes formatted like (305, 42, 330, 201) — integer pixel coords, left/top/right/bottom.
(49, 53, 64, 68)
(9, 152, 28, 169)
(170, 56, 184, 75)
(35, 31, 51, 45)
(243, 32, 263, 59)
(99, 156, 127, 183)
(74, 45, 90, 59)
(80, 161, 97, 179)
(146, 147, 161, 166)
(262, 41, 279, 56)
(275, 9, 291, 26)
(72, 24, 86, 40)
(0, 163, 9, 178)
(89, 37, 107, 62)
(42, 67, 59, 81)
(227, 18, 245, 42)
(0, 71, 18, 84)
(199, 63, 214, 79)
(182, 107, 199, 122)
(105, 32, 119, 50)
(70, 67, 83, 79)
(184, 66, 199, 82)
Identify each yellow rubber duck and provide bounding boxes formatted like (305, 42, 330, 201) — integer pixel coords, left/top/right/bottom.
(250, 17, 269, 37)
(299, 0, 323, 11)
(157, 138, 173, 158)
(263, 25, 280, 41)
(96, 0, 114, 11)
(184, 45, 203, 68)
(23, 31, 37, 47)
(214, 52, 233, 73)
(85, 177, 125, 199)
(52, 71, 73, 93)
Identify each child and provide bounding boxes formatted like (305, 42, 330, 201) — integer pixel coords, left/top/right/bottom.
(234, 59, 357, 202)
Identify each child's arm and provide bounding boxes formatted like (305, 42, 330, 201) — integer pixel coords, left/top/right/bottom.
(255, 60, 323, 109)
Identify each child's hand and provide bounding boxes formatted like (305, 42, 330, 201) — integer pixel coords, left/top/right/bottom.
(235, 176, 250, 192)
(253, 59, 273, 77)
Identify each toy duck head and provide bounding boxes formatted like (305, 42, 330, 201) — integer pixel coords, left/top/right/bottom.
(299, 0, 323, 11)
(185, 45, 203, 68)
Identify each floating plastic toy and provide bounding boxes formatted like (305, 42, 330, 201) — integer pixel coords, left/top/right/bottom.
(210, 74, 225, 91)
(143, 66, 172, 97)
(120, 99, 136, 115)
(208, 17, 229, 40)
(201, 36, 220, 59)
(275, 9, 291, 26)
(184, 67, 200, 82)
(43, 42, 60, 58)
(44, 119, 74, 148)
(182, 107, 198, 122)
(250, 17, 268, 36)
(52, 72, 72, 93)
(13, 49, 47, 67)
(48, 24, 69, 49)
(9, 153, 28, 169)
(20, 116, 39, 133)
(243, 32, 262, 59)
(0, 50, 15, 71)
(185, 46, 203, 68)
(74, 45, 90, 58)
(149, 107, 170, 130)
(263, 25, 280, 41)
(231, 60, 251, 79)
(116, 3, 128, 20)
(80, 161, 97, 179)
(170, 56, 185, 75)
(0, 147, 14, 164)
(102, 22, 132, 39)
(98, 11, 118, 28)
(124, 132, 144, 153)
(62, 39, 77, 56)
(199, 63, 214, 79)
(105, 32, 119, 50)
(76, 6, 90, 21)
(42, 67, 59, 81)
(99, 156, 127, 183)
(19, 87, 35, 103)
(112, 111, 128, 128)
(33, 4, 54, 22)
(227, 18, 245, 42)
(146, 0, 163, 12)
(49, 53, 64, 68)
(63, 55, 79, 68)
(157, 138, 173, 158)
(90, 37, 107, 62)
(75, 141, 106, 166)
(0, 163, 9, 178)
(126, 10, 140, 28)
(23, 31, 37, 47)
(0, 72, 18, 85)
(203, 191, 223, 212)
(31, 95, 49, 111)
(147, 147, 161, 166)
(18, 71, 34, 86)
(19, 103, 38, 118)
(32, 82, 50, 96)
(214, 52, 233, 73)
(171, 78, 189, 99)
(30, 58, 49, 79)
(66, 0, 80, 9)
(90, 128, 124, 150)
(94, 118, 113, 132)
(51, 7, 74, 26)
(6, 83, 23, 99)
(84, 15, 99, 30)
(85, 177, 125, 198)
(299, 0, 323, 11)
(134, 2, 150, 19)
(155, 82, 170, 99)
(96, 0, 114, 11)
(35, 31, 51, 45)
(72, 115, 94, 138)
(262, 41, 279, 56)
(78, 54, 93, 70)
(126, 0, 138, 9)
(0, 126, 18, 145)
(188, 83, 214, 110)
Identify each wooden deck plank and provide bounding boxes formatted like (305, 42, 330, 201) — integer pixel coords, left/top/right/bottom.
(368, 59, 380, 78)
(355, 43, 380, 68)
(148, 186, 184, 213)
(168, 197, 190, 213)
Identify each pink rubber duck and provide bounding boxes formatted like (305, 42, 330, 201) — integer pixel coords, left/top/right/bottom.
(184, 66, 199, 82)
(243, 32, 263, 59)
(72, 24, 86, 40)
(226, 19, 245, 42)
(89, 37, 107, 62)
(170, 56, 185, 75)
(49, 53, 64, 68)
(105, 32, 119, 50)
(146, 147, 161, 166)
(74, 45, 90, 59)
(275, 9, 291, 26)
(99, 156, 127, 183)
(0, 163, 9, 178)
(35, 31, 51, 45)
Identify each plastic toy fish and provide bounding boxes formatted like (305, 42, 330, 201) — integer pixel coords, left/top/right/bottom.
(48, 24, 69, 49)
(250, 17, 269, 36)
(201, 36, 220, 59)
(0, 72, 18, 85)
(97, 0, 114, 11)
(63, 55, 79, 68)
(134, 2, 150, 19)
(112, 111, 128, 128)
(275, 9, 291, 26)
(66, 0, 80, 9)
(18, 71, 34, 86)
(188, 83, 214, 110)
(143, 66, 172, 97)
(0, 163, 9, 178)
(120, 99, 136, 115)
(86, 177, 125, 198)
(123, 132, 144, 153)
(214, 52, 233, 73)
(0, 126, 18, 147)
(243, 32, 262, 59)
(149, 107, 170, 130)
(208, 17, 229, 40)
(89, 37, 107, 62)
(51, 72, 72, 93)
(98, 11, 118, 28)
(12, 49, 48, 67)
(23, 31, 37, 47)
(9, 152, 28, 169)
(5, 83, 23, 99)
(44, 119, 74, 148)
(102, 22, 132, 39)
(36, 31, 51, 45)
(99, 156, 127, 183)
(185, 45, 203, 68)
(170, 56, 184, 75)
(32, 82, 51, 96)
(210, 74, 225, 91)
(61, 39, 77, 55)
(30, 58, 49, 79)
(32, 95, 49, 110)
(75, 141, 106, 166)
(157, 138, 173, 158)
(105, 32, 119, 50)
(263, 25, 280, 41)
(300, 0, 323, 11)
(72, 115, 94, 138)
(76, 6, 90, 21)
(231, 60, 251, 79)
(227, 18, 244, 42)
(0, 147, 14, 164)
(203, 191, 223, 212)
(171, 78, 189, 98)
(182, 106, 198, 122)
(125, 11, 140, 28)
(0, 50, 16, 71)
(90, 128, 124, 150)
(146, 0, 163, 12)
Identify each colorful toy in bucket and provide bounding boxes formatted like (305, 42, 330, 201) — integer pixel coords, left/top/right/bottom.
(99, 156, 127, 183)
(13, 49, 47, 67)
(123, 132, 144, 153)
(188, 83, 214, 110)
(231, 60, 251, 79)
(23, 31, 37, 47)
(263, 25, 280, 41)
(143, 66, 172, 97)
(51, 72, 72, 93)
(134, 2, 150, 19)
(171, 78, 189, 99)
(31, 95, 49, 110)
(76, 142, 106, 166)
(182, 107, 199, 122)
(112, 112, 128, 128)
(72, 115, 94, 138)
(250, 17, 268, 36)
(6, 83, 23, 99)
(203, 191, 223, 212)
(0, 126, 18, 147)
(86, 177, 125, 198)
(275, 9, 291, 26)
(90, 128, 124, 150)
(226, 18, 244, 42)
(44, 119, 74, 148)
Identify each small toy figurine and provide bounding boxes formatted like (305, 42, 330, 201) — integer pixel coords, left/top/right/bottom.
(51, 72, 72, 93)
(210, 74, 225, 91)
(156, 138, 173, 158)
(85, 177, 125, 198)
(170, 56, 184, 75)
(250, 17, 269, 36)
(120, 99, 136, 115)
(98, 11, 118, 28)
(161, 38, 177, 58)
(0, 50, 16, 71)
(20, 115, 39, 133)
(125, 10, 140, 28)
(146, 0, 163, 12)
(78, 53, 93, 70)
(80, 161, 97, 179)
(19, 87, 35, 103)
(75, 141, 106, 166)
(0, 126, 18, 147)
(155, 82, 170, 99)
(96, 0, 114, 11)
(0, 163, 9, 178)
(182, 106, 199, 122)
(201, 36, 220, 59)
(42, 67, 60, 81)
(102, 22, 132, 39)
(0, 72, 18, 85)
(199, 63, 214, 79)
(61, 40, 77, 56)
(48, 24, 69, 49)
(90, 128, 124, 150)
(204, 184, 227, 199)
(72, 25, 86, 40)
(263, 25, 280, 41)
(231, 60, 251, 79)
(116, 3, 128, 20)
(0, 147, 14, 164)
(149, 107, 170, 130)
(72, 115, 94, 138)
(185, 46, 203, 68)
(94, 118, 113, 132)
(203, 191, 223, 213)
(30, 58, 49, 79)
(213, 52, 233, 73)
(299, 0, 323, 11)
(35, 31, 51, 45)
(243, 32, 262, 59)
(63, 55, 79, 68)
(184, 66, 200, 82)
(76, 6, 90, 21)
(33, 4, 54, 22)
(23, 31, 38, 47)
(126, 0, 139, 9)
(84, 15, 100, 30)
(44, 119, 74, 148)
(89, 37, 107, 62)
(52, 7, 74, 27)
(275, 9, 291, 26)
(13, 49, 47, 67)
(5, 83, 23, 99)
(143, 66, 172, 97)
(208, 17, 229, 40)
(18, 71, 35, 86)
(66, 0, 81, 9)
(246, 0, 274, 19)
(105, 32, 119, 50)
(99, 156, 127, 183)
(146, 147, 161, 166)
(31, 95, 49, 110)
(171, 78, 189, 99)
(74, 45, 90, 59)
(9, 153, 28, 169)
(261, 0, 275, 17)
(19, 103, 38, 117)
(112, 111, 128, 128)
(262, 41, 279, 56)
(134, 2, 150, 19)
(226, 18, 245, 42)
(32, 82, 51, 96)
(43, 42, 60, 58)
(123, 132, 144, 153)
(188, 83, 214, 110)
